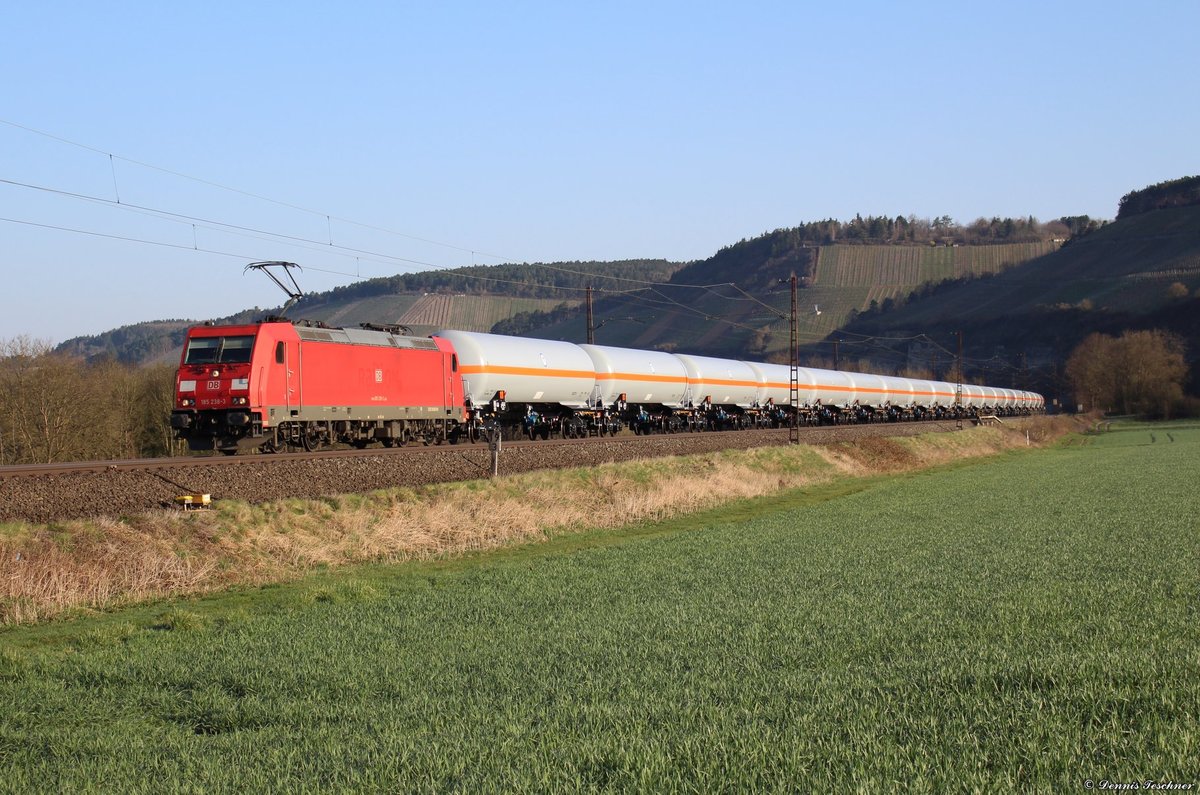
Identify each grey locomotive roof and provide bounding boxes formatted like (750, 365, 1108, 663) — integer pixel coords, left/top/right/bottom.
(295, 326, 439, 350)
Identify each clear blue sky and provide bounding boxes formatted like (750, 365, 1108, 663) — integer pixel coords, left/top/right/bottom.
(2, 1, 1197, 343)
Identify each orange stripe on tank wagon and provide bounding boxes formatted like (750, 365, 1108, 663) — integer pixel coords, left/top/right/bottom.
(603, 372, 761, 388)
(595, 372, 688, 384)
(458, 365, 595, 379)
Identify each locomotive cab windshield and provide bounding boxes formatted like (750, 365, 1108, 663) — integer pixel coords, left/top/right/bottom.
(183, 335, 255, 365)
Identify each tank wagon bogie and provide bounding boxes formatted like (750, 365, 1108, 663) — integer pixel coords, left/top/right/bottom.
(173, 321, 1044, 454)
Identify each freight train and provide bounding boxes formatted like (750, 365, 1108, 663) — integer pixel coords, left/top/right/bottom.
(170, 319, 1045, 454)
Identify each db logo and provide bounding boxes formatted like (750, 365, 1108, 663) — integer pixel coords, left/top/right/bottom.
(207, 380, 221, 390)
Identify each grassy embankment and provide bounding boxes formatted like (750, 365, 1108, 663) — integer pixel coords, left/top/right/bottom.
(0, 419, 1195, 790)
(1, 419, 1074, 625)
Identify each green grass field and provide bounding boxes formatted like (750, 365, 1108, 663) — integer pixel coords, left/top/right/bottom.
(1, 424, 1197, 791)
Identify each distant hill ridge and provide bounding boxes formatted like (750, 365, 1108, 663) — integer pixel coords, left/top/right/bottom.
(1117, 175, 1200, 219)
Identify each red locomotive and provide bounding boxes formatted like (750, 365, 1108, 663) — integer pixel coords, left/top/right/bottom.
(170, 319, 466, 454)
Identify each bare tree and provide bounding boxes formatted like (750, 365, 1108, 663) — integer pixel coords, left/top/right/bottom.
(1067, 330, 1188, 417)
(0, 338, 88, 463)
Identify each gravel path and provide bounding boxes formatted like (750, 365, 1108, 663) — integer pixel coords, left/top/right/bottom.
(0, 422, 964, 524)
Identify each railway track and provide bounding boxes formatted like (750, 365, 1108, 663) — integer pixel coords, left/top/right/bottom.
(0, 422, 965, 524)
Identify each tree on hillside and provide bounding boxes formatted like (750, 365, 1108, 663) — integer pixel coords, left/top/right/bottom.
(1066, 330, 1188, 416)
(1117, 176, 1200, 219)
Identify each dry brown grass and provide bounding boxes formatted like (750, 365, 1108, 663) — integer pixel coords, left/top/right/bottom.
(0, 419, 1076, 625)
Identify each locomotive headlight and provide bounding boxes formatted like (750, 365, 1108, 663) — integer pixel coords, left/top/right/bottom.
(232, 397, 248, 405)
(211, 370, 220, 378)
(181, 398, 194, 407)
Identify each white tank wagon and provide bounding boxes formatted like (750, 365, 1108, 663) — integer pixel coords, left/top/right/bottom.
(437, 330, 663, 439)
(961, 384, 985, 410)
(746, 362, 791, 408)
(433, 330, 596, 408)
(926, 380, 960, 409)
(879, 375, 950, 420)
(433, 329, 1044, 439)
(433, 330, 607, 440)
(580, 344, 690, 408)
(579, 344, 694, 434)
(672, 354, 760, 407)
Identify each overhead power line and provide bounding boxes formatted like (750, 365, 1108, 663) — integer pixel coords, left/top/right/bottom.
(0, 117, 513, 264)
(0, 119, 787, 295)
